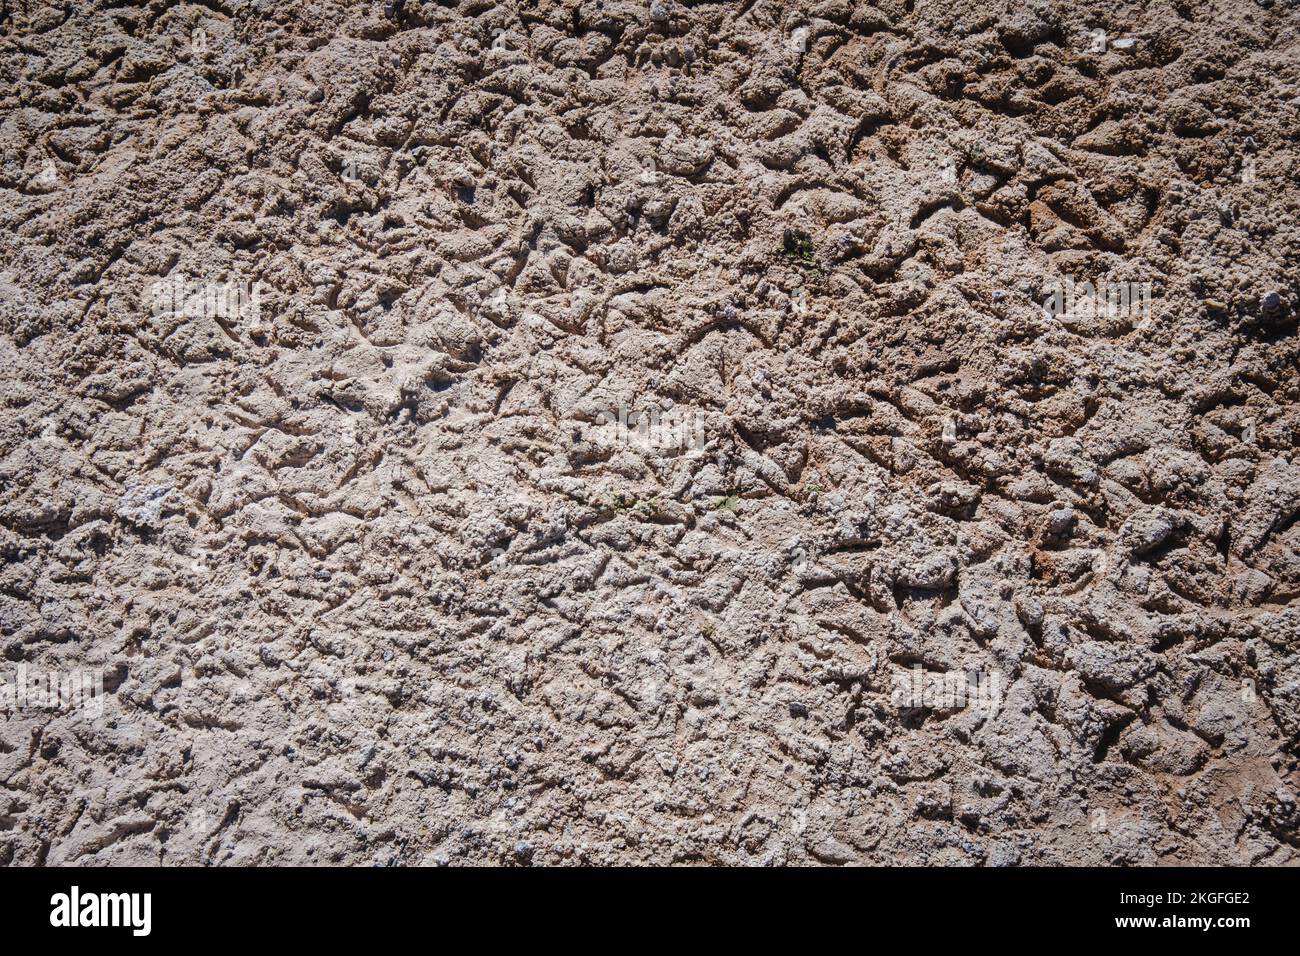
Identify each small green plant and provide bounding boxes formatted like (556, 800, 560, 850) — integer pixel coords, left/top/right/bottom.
(714, 492, 741, 513)
(610, 492, 661, 516)
(779, 228, 815, 265)
(633, 495, 661, 516)
(965, 142, 986, 166)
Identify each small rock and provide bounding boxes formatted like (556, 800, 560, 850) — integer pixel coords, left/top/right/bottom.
(1120, 507, 1180, 556)
(899, 552, 958, 590)
(1233, 569, 1272, 605)
(117, 482, 172, 530)
(446, 164, 475, 189)
(1047, 507, 1075, 536)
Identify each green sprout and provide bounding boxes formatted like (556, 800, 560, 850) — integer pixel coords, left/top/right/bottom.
(714, 493, 741, 513)
(779, 228, 816, 265)
(633, 495, 661, 516)
(610, 492, 661, 516)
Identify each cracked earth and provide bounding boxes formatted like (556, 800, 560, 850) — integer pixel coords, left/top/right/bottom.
(1, 0, 1299, 865)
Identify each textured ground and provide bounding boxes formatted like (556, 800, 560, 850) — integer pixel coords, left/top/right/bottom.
(1, 0, 1299, 866)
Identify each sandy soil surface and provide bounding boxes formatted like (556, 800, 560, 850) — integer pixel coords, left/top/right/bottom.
(1, 0, 1298, 866)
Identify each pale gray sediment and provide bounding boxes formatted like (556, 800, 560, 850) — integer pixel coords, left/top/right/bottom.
(0, 0, 1298, 865)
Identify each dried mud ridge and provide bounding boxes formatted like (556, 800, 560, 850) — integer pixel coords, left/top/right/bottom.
(1, 0, 1299, 866)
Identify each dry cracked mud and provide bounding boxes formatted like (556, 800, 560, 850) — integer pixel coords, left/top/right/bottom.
(1, 0, 1299, 866)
